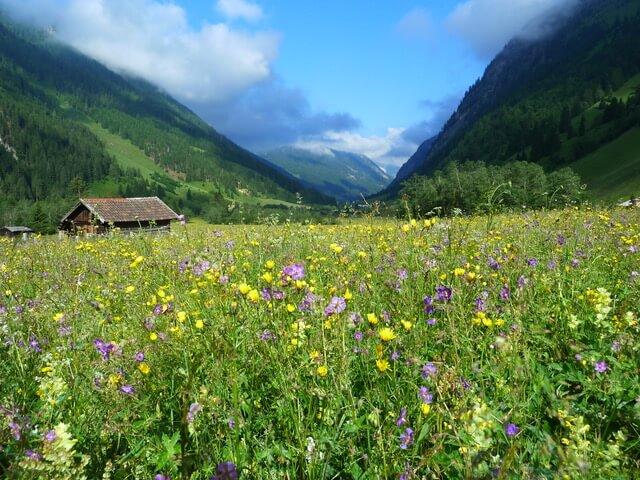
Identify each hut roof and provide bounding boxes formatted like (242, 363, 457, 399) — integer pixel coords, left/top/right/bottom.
(2, 226, 34, 233)
(62, 197, 179, 224)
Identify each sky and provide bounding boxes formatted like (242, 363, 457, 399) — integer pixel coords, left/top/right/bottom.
(0, 0, 577, 170)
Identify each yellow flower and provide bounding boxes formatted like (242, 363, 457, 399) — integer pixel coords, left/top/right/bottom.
(367, 313, 379, 325)
(125, 285, 135, 293)
(261, 272, 273, 283)
(195, 319, 204, 329)
(286, 304, 296, 313)
(310, 350, 320, 360)
(344, 288, 353, 300)
(330, 243, 343, 254)
(177, 311, 187, 322)
(238, 283, 251, 295)
(376, 359, 389, 372)
(247, 289, 260, 303)
(453, 267, 465, 277)
(378, 327, 396, 342)
(138, 362, 150, 375)
(317, 365, 328, 377)
(265, 260, 275, 270)
(53, 312, 64, 322)
(421, 403, 431, 415)
(401, 320, 413, 331)
(149, 332, 158, 341)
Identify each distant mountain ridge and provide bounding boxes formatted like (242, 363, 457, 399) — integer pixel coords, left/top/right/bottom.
(261, 146, 391, 201)
(385, 0, 640, 201)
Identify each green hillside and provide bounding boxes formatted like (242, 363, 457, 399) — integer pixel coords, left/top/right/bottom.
(261, 146, 391, 201)
(0, 17, 330, 231)
(569, 127, 640, 201)
(387, 0, 640, 202)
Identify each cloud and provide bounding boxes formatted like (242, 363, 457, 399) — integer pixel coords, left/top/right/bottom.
(295, 128, 418, 168)
(401, 93, 462, 145)
(395, 7, 433, 41)
(1, 0, 278, 102)
(447, 0, 578, 58)
(190, 78, 361, 151)
(216, 0, 263, 22)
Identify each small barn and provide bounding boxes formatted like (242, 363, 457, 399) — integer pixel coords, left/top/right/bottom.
(0, 226, 34, 239)
(59, 197, 180, 234)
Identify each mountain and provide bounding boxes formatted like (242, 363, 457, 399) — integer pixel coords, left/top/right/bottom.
(261, 146, 391, 201)
(386, 0, 640, 201)
(0, 16, 331, 230)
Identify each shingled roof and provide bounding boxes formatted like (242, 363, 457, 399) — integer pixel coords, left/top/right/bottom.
(64, 197, 179, 223)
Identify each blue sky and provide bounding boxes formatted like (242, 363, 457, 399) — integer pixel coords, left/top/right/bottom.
(1, 0, 577, 168)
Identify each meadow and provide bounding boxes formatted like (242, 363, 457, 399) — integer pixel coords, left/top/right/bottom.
(1, 207, 639, 479)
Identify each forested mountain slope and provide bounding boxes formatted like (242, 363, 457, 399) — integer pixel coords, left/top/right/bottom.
(385, 0, 640, 201)
(0, 18, 330, 229)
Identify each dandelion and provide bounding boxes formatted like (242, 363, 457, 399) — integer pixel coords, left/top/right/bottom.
(378, 327, 396, 341)
(317, 365, 328, 377)
(138, 362, 150, 375)
(376, 359, 389, 372)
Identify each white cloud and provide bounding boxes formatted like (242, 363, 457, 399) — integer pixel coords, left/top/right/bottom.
(216, 0, 263, 22)
(447, 0, 578, 58)
(395, 7, 433, 41)
(295, 128, 417, 168)
(1, 0, 278, 102)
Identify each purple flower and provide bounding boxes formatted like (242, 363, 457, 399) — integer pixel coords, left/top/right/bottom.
(44, 430, 57, 442)
(474, 297, 486, 312)
(594, 360, 608, 373)
(557, 234, 566, 246)
(282, 263, 305, 281)
(488, 257, 501, 270)
(120, 384, 135, 395)
(9, 420, 21, 440)
(58, 324, 72, 336)
(390, 350, 401, 361)
(421, 362, 437, 379)
(417, 386, 433, 404)
(155, 475, 171, 480)
(547, 260, 557, 270)
(211, 461, 238, 480)
(426, 318, 437, 326)
(261, 288, 273, 301)
(224, 240, 235, 250)
(611, 341, 621, 353)
(435, 285, 452, 302)
(28, 336, 41, 353)
(517, 276, 527, 289)
(134, 351, 145, 362)
(423, 295, 435, 314)
(527, 258, 538, 267)
(219, 275, 229, 285)
(396, 407, 407, 426)
(187, 403, 202, 423)
(298, 291, 319, 312)
(505, 423, 520, 437)
(324, 296, 346, 316)
(399, 428, 414, 449)
(500, 285, 510, 301)
(228, 418, 236, 430)
(397, 269, 408, 281)
(93, 338, 115, 361)
(192, 260, 211, 276)
(354, 331, 363, 342)
(272, 290, 284, 301)
(259, 329, 275, 341)
(25, 450, 42, 461)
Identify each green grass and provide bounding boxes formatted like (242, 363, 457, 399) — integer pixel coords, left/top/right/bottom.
(569, 126, 640, 200)
(1, 208, 639, 478)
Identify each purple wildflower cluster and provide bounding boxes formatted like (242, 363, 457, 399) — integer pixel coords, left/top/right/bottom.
(281, 263, 305, 281)
(324, 296, 346, 316)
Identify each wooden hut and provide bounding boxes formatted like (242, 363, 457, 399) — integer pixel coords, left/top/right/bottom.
(59, 197, 179, 234)
(0, 226, 34, 239)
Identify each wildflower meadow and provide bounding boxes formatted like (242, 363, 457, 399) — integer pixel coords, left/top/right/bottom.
(1, 207, 639, 479)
